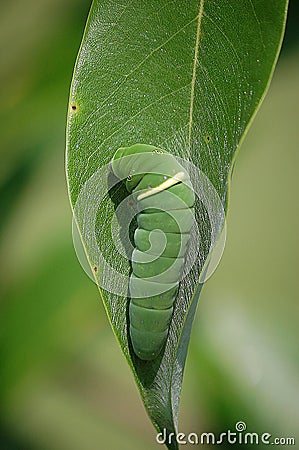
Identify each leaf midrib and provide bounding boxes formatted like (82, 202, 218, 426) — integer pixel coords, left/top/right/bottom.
(188, 0, 205, 154)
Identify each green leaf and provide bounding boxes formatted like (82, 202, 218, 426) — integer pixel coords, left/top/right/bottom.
(66, 1, 288, 448)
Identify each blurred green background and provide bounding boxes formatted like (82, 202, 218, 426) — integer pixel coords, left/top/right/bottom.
(0, 1, 298, 449)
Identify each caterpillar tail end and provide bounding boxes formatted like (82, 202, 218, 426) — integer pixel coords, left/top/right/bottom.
(129, 302, 173, 361)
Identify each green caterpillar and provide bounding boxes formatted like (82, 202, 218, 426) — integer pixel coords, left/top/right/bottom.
(111, 144, 195, 360)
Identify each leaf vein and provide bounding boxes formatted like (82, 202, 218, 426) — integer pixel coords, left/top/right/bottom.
(188, 0, 205, 156)
(248, 0, 266, 50)
(79, 14, 198, 133)
(80, 82, 191, 182)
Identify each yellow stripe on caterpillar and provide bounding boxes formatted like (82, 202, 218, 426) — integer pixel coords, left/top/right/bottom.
(137, 171, 186, 201)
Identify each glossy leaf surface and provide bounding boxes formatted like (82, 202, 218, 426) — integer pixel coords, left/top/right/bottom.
(66, 1, 288, 448)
